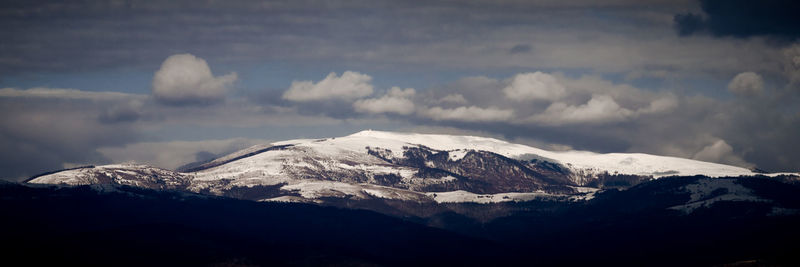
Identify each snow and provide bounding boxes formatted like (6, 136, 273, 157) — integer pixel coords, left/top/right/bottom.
(276, 180, 430, 202)
(27, 168, 94, 185)
(448, 150, 469, 161)
(263, 129, 768, 180)
(425, 186, 599, 203)
(427, 190, 561, 203)
(201, 143, 275, 167)
(769, 207, 800, 216)
(571, 186, 601, 193)
(668, 178, 769, 213)
(259, 196, 320, 204)
(280, 180, 366, 199)
(266, 129, 759, 181)
(67, 130, 777, 188)
(191, 149, 294, 183)
(360, 186, 429, 202)
(27, 164, 187, 186)
(336, 130, 760, 178)
(27, 129, 796, 205)
(760, 172, 800, 178)
(400, 176, 458, 191)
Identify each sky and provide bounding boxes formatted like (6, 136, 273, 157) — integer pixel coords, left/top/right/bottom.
(1, 0, 800, 181)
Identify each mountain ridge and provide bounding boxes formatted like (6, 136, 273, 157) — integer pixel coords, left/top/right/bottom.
(27, 130, 797, 206)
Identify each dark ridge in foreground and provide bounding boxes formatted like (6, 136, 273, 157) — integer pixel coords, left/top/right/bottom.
(0, 183, 497, 266)
(4, 176, 800, 266)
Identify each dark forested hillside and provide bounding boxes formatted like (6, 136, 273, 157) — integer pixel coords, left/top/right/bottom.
(4, 177, 800, 266)
(0, 183, 498, 266)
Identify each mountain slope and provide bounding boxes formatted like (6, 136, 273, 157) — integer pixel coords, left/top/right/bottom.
(27, 130, 794, 205)
(16, 130, 800, 265)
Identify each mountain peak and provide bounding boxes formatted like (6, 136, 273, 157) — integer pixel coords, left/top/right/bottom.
(28, 130, 795, 206)
(348, 129, 428, 139)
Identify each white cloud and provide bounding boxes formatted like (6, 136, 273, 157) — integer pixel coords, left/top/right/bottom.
(438, 93, 468, 104)
(0, 87, 143, 101)
(528, 93, 678, 126)
(283, 71, 374, 102)
(638, 95, 679, 114)
(783, 44, 800, 85)
(152, 53, 237, 105)
(692, 139, 754, 168)
(421, 106, 513, 122)
(503, 72, 566, 101)
(353, 87, 416, 115)
(727, 72, 764, 96)
(531, 94, 633, 125)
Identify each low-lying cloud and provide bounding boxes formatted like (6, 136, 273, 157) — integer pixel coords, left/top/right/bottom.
(728, 72, 764, 96)
(353, 87, 416, 115)
(503, 72, 566, 102)
(152, 53, 237, 105)
(283, 71, 374, 102)
(693, 139, 754, 168)
(420, 106, 514, 122)
(97, 138, 269, 171)
(530, 94, 634, 125)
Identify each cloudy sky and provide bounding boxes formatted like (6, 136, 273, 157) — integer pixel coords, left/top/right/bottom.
(2, 0, 799, 181)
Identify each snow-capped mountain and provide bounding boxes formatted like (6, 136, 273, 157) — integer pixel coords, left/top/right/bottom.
(26, 130, 795, 205)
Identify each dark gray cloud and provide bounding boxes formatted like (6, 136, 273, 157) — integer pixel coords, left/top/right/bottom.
(509, 44, 532, 54)
(0, 94, 144, 180)
(0, 0, 786, 89)
(673, 13, 705, 36)
(2, 67, 799, 181)
(1, 0, 799, 179)
(675, 0, 800, 40)
(0, 0, 699, 75)
(0, 85, 337, 181)
(97, 99, 145, 124)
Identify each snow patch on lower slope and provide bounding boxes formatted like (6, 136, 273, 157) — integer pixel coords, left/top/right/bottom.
(278, 180, 430, 202)
(769, 207, 800, 216)
(426, 187, 600, 204)
(192, 149, 292, 183)
(259, 196, 321, 204)
(274, 180, 596, 204)
(761, 172, 800, 178)
(668, 179, 769, 214)
(448, 150, 470, 161)
(427, 191, 552, 204)
(281, 181, 366, 199)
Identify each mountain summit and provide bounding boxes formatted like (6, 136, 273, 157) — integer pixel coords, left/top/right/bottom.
(27, 130, 792, 204)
